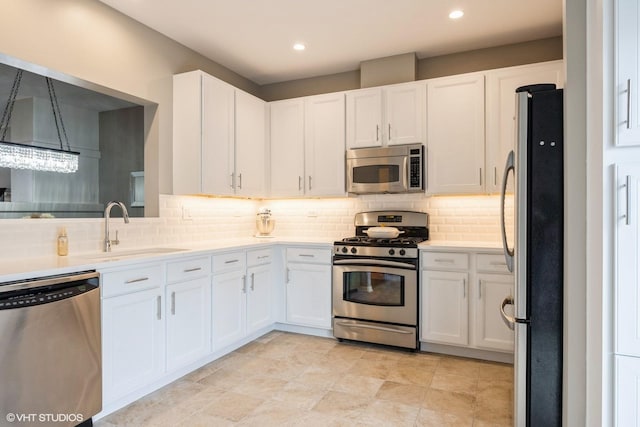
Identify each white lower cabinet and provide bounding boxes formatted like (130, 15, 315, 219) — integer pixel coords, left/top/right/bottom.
(615, 355, 640, 425)
(101, 263, 166, 405)
(285, 247, 332, 329)
(212, 249, 273, 350)
(421, 270, 469, 345)
(420, 250, 514, 354)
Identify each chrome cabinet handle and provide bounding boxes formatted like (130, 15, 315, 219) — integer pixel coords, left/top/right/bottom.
(225, 259, 239, 264)
(478, 280, 482, 299)
(479, 167, 483, 185)
(156, 295, 162, 320)
(494, 167, 497, 186)
(184, 267, 202, 273)
(625, 175, 632, 225)
(171, 291, 176, 315)
(627, 79, 632, 129)
(462, 278, 466, 298)
(376, 125, 380, 141)
(299, 254, 315, 258)
(298, 176, 302, 191)
(489, 260, 508, 266)
(388, 123, 391, 140)
(286, 268, 290, 283)
(241, 275, 247, 293)
(257, 255, 270, 260)
(500, 297, 515, 330)
(125, 277, 149, 284)
(308, 176, 312, 190)
(250, 272, 255, 291)
(434, 258, 454, 263)
(238, 173, 243, 189)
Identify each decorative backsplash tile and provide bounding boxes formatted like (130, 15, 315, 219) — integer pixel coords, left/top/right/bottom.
(0, 193, 513, 260)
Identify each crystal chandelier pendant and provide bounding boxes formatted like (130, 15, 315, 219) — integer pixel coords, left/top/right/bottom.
(0, 141, 79, 173)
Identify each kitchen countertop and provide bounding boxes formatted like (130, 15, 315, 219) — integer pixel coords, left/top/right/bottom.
(0, 237, 503, 283)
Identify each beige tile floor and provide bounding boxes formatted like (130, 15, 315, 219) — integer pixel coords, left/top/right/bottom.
(96, 331, 513, 427)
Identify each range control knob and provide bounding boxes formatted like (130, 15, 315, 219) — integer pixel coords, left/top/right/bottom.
(341, 247, 348, 253)
(388, 249, 395, 256)
(350, 247, 357, 254)
(399, 249, 406, 256)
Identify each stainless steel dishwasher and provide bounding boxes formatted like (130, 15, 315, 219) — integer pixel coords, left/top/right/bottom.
(0, 271, 101, 427)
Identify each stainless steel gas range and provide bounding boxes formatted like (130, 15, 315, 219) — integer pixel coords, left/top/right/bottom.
(332, 210, 429, 350)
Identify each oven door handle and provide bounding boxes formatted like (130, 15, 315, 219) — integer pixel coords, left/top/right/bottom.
(333, 258, 416, 270)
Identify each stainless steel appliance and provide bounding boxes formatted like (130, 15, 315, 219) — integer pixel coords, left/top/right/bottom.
(499, 84, 563, 427)
(0, 271, 102, 427)
(333, 210, 429, 349)
(346, 144, 424, 194)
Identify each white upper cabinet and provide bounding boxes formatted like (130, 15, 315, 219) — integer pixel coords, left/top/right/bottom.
(616, 0, 640, 145)
(304, 93, 346, 197)
(269, 93, 345, 197)
(346, 82, 425, 149)
(173, 70, 265, 197)
(269, 99, 305, 197)
(235, 90, 267, 197)
(346, 88, 383, 148)
(485, 61, 564, 193)
(426, 73, 485, 194)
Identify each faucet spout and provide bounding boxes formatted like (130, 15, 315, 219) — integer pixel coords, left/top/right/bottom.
(104, 201, 130, 252)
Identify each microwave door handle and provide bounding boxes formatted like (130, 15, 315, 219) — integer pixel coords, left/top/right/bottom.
(402, 156, 409, 191)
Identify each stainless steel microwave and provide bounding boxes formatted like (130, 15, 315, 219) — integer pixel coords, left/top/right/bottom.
(346, 144, 424, 194)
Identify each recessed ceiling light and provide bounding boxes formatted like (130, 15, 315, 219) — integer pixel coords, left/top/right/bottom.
(293, 43, 306, 51)
(449, 10, 464, 19)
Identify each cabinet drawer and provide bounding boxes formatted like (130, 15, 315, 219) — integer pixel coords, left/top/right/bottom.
(166, 256, 211, 283)
(247, 248, 272, 266)
(213, 251, 246, 273)
(102, 264, 164, 298)
(421, 251, 469, 270)
(286, 247, 331, 264)
(476, 254, 511, 274)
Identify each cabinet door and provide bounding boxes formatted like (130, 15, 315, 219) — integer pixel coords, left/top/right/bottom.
(102, 288, 165, 404)
(420, 270, 469, 345)
(346, 88, 383, 148)
(286, 263, 332, 328)
(212, 269, 246, 350)
(270, 99, 305, 197)
(246, 263, 272, 334)
(235, 90, 266, 197)
(616, 163, 640, 355)
(427, 73, 485, 194)
(166, 277, 212, 371)
(305, 93, 346, 197)
(202, 73, 235, 195)
(485, 61, 564, 193)
(474, 273, 514, 351)
(615, 355, 640, 426)
(616, 0, 640, 145)
(385, 82, 425, 146)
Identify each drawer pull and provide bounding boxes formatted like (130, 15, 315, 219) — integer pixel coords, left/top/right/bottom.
(156, 296, 162, 320)
(125, 277, 149, 284)
(489, 261, 507, 266)
(225, 259, 240, 264)
(299, 254, 315, 258)
(171, 291, 176, 315)
(434, 258, 455, 263)
(251, 272, 255, 291)
(257, 255, 270, 260)
(183, 267, 202, 273)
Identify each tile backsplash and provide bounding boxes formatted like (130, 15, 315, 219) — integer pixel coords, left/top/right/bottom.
(0, 193, 511, 260)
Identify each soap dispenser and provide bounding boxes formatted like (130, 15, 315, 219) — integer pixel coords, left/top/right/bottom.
(57, 227, 69, 256)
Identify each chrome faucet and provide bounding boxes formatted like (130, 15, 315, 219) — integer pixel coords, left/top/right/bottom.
(104, 201, 130, 252)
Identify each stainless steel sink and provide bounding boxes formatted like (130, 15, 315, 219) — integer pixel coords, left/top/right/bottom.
(80, 247, 188, 262)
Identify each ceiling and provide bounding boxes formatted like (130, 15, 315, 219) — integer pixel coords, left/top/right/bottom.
(99, 0, 563, 85)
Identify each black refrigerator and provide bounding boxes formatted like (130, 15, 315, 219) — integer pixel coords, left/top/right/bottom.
(499, 84, 563, 426)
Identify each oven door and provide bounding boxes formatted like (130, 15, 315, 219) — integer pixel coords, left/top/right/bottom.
(347, 156, 408, 194)
(332, 258, 417, 326)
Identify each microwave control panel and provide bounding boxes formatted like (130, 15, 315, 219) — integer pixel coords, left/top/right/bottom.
(409, 147, 423, 190)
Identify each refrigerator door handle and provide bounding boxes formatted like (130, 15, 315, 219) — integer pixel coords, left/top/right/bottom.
(500, 296, 516, 330)
(500, 150, 515, 272)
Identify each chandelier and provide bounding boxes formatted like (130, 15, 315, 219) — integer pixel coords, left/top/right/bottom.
(0, 70, 79, 173)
